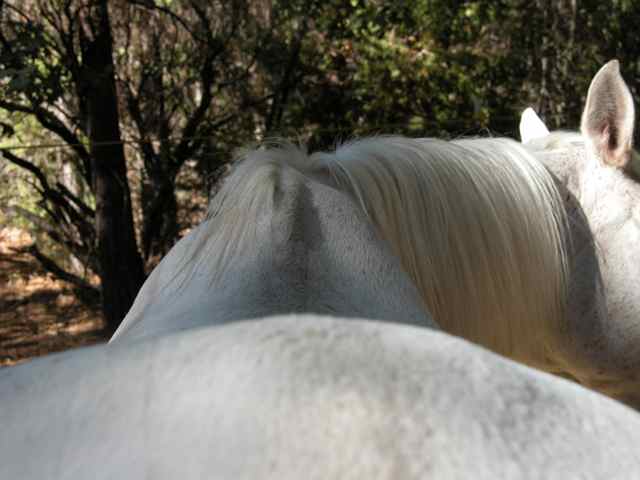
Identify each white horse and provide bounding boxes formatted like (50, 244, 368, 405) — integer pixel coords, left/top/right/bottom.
(5, 99, 640, 475)
(113, 73, 618, 406)
(115, 122, 573, 372)
(520, 59, 640, 406)
(111, 61, 637, 408)
(4, 315, 640, 479)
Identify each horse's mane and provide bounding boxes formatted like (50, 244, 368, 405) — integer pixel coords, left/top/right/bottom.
(177, 141, 316, 287)
(311, 136, 570, 364)
(117, 136, 571, 363)
(114, 142, 316, 339)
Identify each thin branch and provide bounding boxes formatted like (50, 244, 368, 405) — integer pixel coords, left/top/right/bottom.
(56, 181, 94, 218)
(266, 20, 308, 133)
(128, 0, 202, 41)
(2, 149, 95, 243)
(170, 60, 215, 169)
(170, 2, 237, 169)
(0, 99, 92, 181)
(10, 205, 67, 245)
(11, 243, 100, 303)
(1, 148, 49, 188)
(124, 82, 159, 173)
(8, 204, 97, 271)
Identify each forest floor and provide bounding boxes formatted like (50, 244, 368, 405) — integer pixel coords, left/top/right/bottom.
(0, 228, 106, 367)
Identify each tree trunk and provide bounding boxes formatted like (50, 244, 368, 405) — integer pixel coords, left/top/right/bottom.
(81, 0, 145, 335)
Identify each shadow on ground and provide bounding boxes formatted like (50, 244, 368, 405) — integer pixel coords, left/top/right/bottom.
(0, 228, 106, 367)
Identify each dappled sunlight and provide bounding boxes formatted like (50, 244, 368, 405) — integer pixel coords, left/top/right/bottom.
(0, 228, 105, 367)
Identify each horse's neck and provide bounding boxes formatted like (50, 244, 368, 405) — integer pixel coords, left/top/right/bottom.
(114, 172, 434, 341)
(527, 138, 640, 381)
(288, 177, 434, 328)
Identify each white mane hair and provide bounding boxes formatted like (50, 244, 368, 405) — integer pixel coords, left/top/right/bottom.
(172, 141, 315, 289)
(118, 142, 317, 329)
(130, 135, 570, 367)
(310, 136, 570, 365)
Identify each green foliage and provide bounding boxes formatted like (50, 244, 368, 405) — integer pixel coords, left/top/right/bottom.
(277, 1, 505, 147)
(278, 0, 640, 146)
(0, 20, 67, 105)
(3, 0, 640, 261)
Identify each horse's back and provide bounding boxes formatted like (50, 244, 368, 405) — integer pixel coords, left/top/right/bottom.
(3, 315, 639, 479)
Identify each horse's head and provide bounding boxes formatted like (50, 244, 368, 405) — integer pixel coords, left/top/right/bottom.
(520, 60, 640, 405)
(520, 60, 638, 183)
(519, 60, 640, 237)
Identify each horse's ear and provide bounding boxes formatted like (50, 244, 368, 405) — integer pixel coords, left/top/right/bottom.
(581, 60, 635, 168)
(520, 107, 550, 143)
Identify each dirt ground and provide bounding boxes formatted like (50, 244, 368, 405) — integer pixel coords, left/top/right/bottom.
(0, 228, 106, 367)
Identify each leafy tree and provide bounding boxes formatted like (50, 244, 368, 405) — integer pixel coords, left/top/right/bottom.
(0, 0, 317, 332)
(1, 0, 144, 332)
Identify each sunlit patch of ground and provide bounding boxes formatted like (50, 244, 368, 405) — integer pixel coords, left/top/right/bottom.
(0, 227, 106, 367)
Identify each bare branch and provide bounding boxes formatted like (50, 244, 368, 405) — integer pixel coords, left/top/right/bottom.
(2, 149, 95, 245)
(124, 82, 159, 172)
(0, 99, 92, 182)
(1, 148, 50, 189)
(56, 181, 94, 218)
(11, 243, 100, 304)
(8, 204, 97, 272)
(128, 0, 202, 41)
(266, 18, 309, 133)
